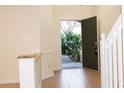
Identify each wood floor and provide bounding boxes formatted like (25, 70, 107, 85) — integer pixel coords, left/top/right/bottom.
(0, 68, 100, 88)
(42, 69, 101, 88)
(0, 83, 19, 88)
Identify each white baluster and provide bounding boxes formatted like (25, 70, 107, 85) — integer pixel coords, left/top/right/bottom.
(100, 33, 106, 88)
(108, 38, 113, 88)
(112, 32, 118, 88)
(117, 26, 123, 88)
(122, 6, 124, 88)
(105, 40, 109, 88)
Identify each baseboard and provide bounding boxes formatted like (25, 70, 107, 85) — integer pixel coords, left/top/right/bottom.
(54, 66, 62, 71)
(42, 72, 54, 80)
(83, 67, 100, 72)
(0, 80, 19, 84)
(42, 67, 62, 80)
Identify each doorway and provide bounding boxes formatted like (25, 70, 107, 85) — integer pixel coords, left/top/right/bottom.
(41, 16, 101, 88)
(60, 17, 99, 71)
(60, 20, 82, 69)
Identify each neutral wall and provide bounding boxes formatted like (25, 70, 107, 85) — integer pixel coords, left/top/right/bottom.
(40, 6, 54, 79)
(0, 5, 54, 82)
(93, 5, 121, 35)
(52, 5, 94, 70)
(0, 6, 41, 82)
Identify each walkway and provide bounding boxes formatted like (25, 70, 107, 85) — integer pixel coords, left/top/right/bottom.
(62, 55, 82, 69)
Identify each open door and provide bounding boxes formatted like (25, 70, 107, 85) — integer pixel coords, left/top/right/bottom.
(81, 16, 98, 71)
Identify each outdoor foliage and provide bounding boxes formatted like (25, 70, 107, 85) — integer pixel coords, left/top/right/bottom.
(61, 31, 81, 61)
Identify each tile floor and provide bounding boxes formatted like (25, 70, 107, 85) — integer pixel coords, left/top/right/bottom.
(42, 69, 101, 88)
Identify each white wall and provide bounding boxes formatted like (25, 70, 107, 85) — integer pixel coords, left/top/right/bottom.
(0, 5, 55, 82)
(0, 6, 41, 82)
(93, 5, 121, 35)
(40, 6, 54, 79)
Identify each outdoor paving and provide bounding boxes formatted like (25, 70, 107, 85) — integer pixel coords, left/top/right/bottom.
(62, 55, 82, 69)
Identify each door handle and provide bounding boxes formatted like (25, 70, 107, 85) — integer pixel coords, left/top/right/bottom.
(94, 42, 98, 55)
(95, 48, 98, 55)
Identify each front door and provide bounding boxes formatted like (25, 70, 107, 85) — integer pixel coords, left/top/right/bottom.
(81, 16, 98, 71)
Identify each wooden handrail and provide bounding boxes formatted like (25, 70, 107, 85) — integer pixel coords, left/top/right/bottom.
(17, 52, 41, 61)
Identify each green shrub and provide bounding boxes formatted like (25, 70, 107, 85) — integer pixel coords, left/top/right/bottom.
(61, 31, 81, 61)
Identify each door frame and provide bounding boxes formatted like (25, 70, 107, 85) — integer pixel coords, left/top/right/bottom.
(60, 20, 82, 69)
(97, 17, 101, 72)
(59, 18, 101, 71)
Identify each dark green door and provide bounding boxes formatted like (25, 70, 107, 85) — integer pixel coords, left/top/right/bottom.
(81, 16, 98, 71)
